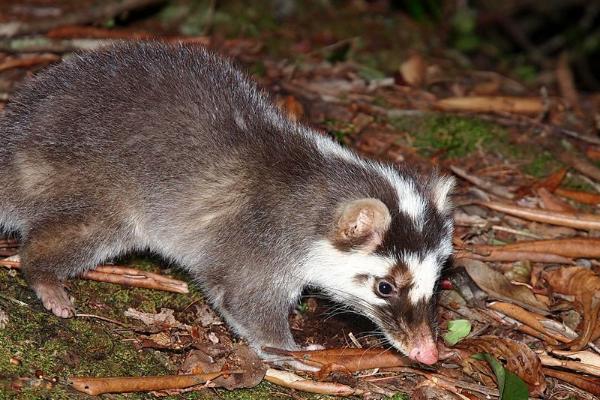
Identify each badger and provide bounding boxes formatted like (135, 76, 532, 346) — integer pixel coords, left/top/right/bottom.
(0, 43, 453, 365)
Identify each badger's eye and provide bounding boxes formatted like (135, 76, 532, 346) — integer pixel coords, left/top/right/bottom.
(376, 280, 394, 297)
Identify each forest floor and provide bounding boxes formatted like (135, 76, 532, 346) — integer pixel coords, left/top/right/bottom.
(0, 1, 599, 399)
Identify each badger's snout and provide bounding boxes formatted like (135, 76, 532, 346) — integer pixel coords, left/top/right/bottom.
(407, 337, 438, 365)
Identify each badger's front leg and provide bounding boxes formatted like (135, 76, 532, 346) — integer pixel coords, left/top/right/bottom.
(201, 275, 304, 362)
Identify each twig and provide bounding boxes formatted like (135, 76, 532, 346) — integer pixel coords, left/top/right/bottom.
(539, 353, 600, 377)
(467, 238, 600, 258)
(455, 249, 573, 264)
(0, 54, 59, 72)
(75, 313, 129, 327)
(488, 302, 571, 344)
(69, 370, 241, 395)
(0, 0, 165, 37)
(476, 200, 600, 230)
(435, 96, 547, 115)
(556, 52, 582, 115)
(264, 369, 363, 397)
(450, 165, 514, 199)
(491, 225, 542, 239)
(0, 255, 188, 294)
(543, 368, 600, 396)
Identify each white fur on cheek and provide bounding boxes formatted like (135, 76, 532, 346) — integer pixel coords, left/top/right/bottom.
(303, 240, 394, 305)
(405, 252, 440, 304)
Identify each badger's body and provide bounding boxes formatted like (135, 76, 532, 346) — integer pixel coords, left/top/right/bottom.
(0, 43, 453, 365)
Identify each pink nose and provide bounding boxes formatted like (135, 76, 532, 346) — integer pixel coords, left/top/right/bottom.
(408, 342, 439, 365)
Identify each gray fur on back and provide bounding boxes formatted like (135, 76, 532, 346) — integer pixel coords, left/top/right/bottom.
(0, 42, 451, 357)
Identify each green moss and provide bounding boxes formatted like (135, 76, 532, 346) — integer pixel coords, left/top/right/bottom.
(522, 151, 559, 178)
(391, 114, 504, 158)
(323, 119, 355, 144)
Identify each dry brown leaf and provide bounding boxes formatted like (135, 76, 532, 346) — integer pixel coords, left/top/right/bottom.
(399, 53, 426, 87)
(456, 258, 549, 314)
(536, 187, 576, 213)
(180, 344, 266, 390)
(124, 308, 190, 330)
(555, 188, 600, 205)
(544, 267, 600, 350)
(515, 168, 567, 198)
(454, 336, 546, 395)
(263, 347, 411, 377)
(276, 95, 304, 121)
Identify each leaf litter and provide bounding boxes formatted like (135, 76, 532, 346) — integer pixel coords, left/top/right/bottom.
(1, 1, 600, 399)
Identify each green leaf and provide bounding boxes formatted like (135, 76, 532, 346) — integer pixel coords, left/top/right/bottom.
(504, 370, 529, 400)
(443, 319, 471, 346)
(473, 353, 529, 400)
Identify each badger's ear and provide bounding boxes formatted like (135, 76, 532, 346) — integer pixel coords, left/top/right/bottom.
(331, 198, 391, 252)
(430, 175, 455, 213)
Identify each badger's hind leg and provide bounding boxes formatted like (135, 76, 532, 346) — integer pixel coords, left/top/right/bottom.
(20, 213, 133, 318)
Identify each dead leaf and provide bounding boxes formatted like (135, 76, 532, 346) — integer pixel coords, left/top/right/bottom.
(276, 95, 304, 121)
(454, 336, 546, 395)
(543, 267, 600, 350)
(194, 303, 223, 327)
(536, 187, 576, 213)
(456, 258, 549, 314)
(399, 53, 426, 87)
(181, 344, 265, 390)
(555, 188, 600, 205)
(263, 347, 411, 377)
(124, 308, 190, 330)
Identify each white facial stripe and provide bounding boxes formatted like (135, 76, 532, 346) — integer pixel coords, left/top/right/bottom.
(405, 252, 441, 304)
(304, 240, 394, 306)
(375, 164, 426, 231)
(306, 129, 428, 232)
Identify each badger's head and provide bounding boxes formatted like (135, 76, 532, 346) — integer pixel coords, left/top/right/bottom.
(308, 173, 454, 365)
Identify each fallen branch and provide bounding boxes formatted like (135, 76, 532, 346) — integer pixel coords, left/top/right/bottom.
(265, 368, 363, 397)
(543, 368, 600, 396)
(555, 150, 600, 183)
(0, 255, 188, 294)
(467, 238, 600, 259)
(435, 96, 547, 115)
(0, 0, 165, 37)
(0, 54, 60, 72)
(450, 165, 514, 199)
(476, 200, 600, 230)
(556, 52, 582, 115)
(455, 249, 572, 264)
(555, 188, 600, 205)
(69, 370, 237, 395)
(488, 302, 571, 344)
(539, 352, 600, 377)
